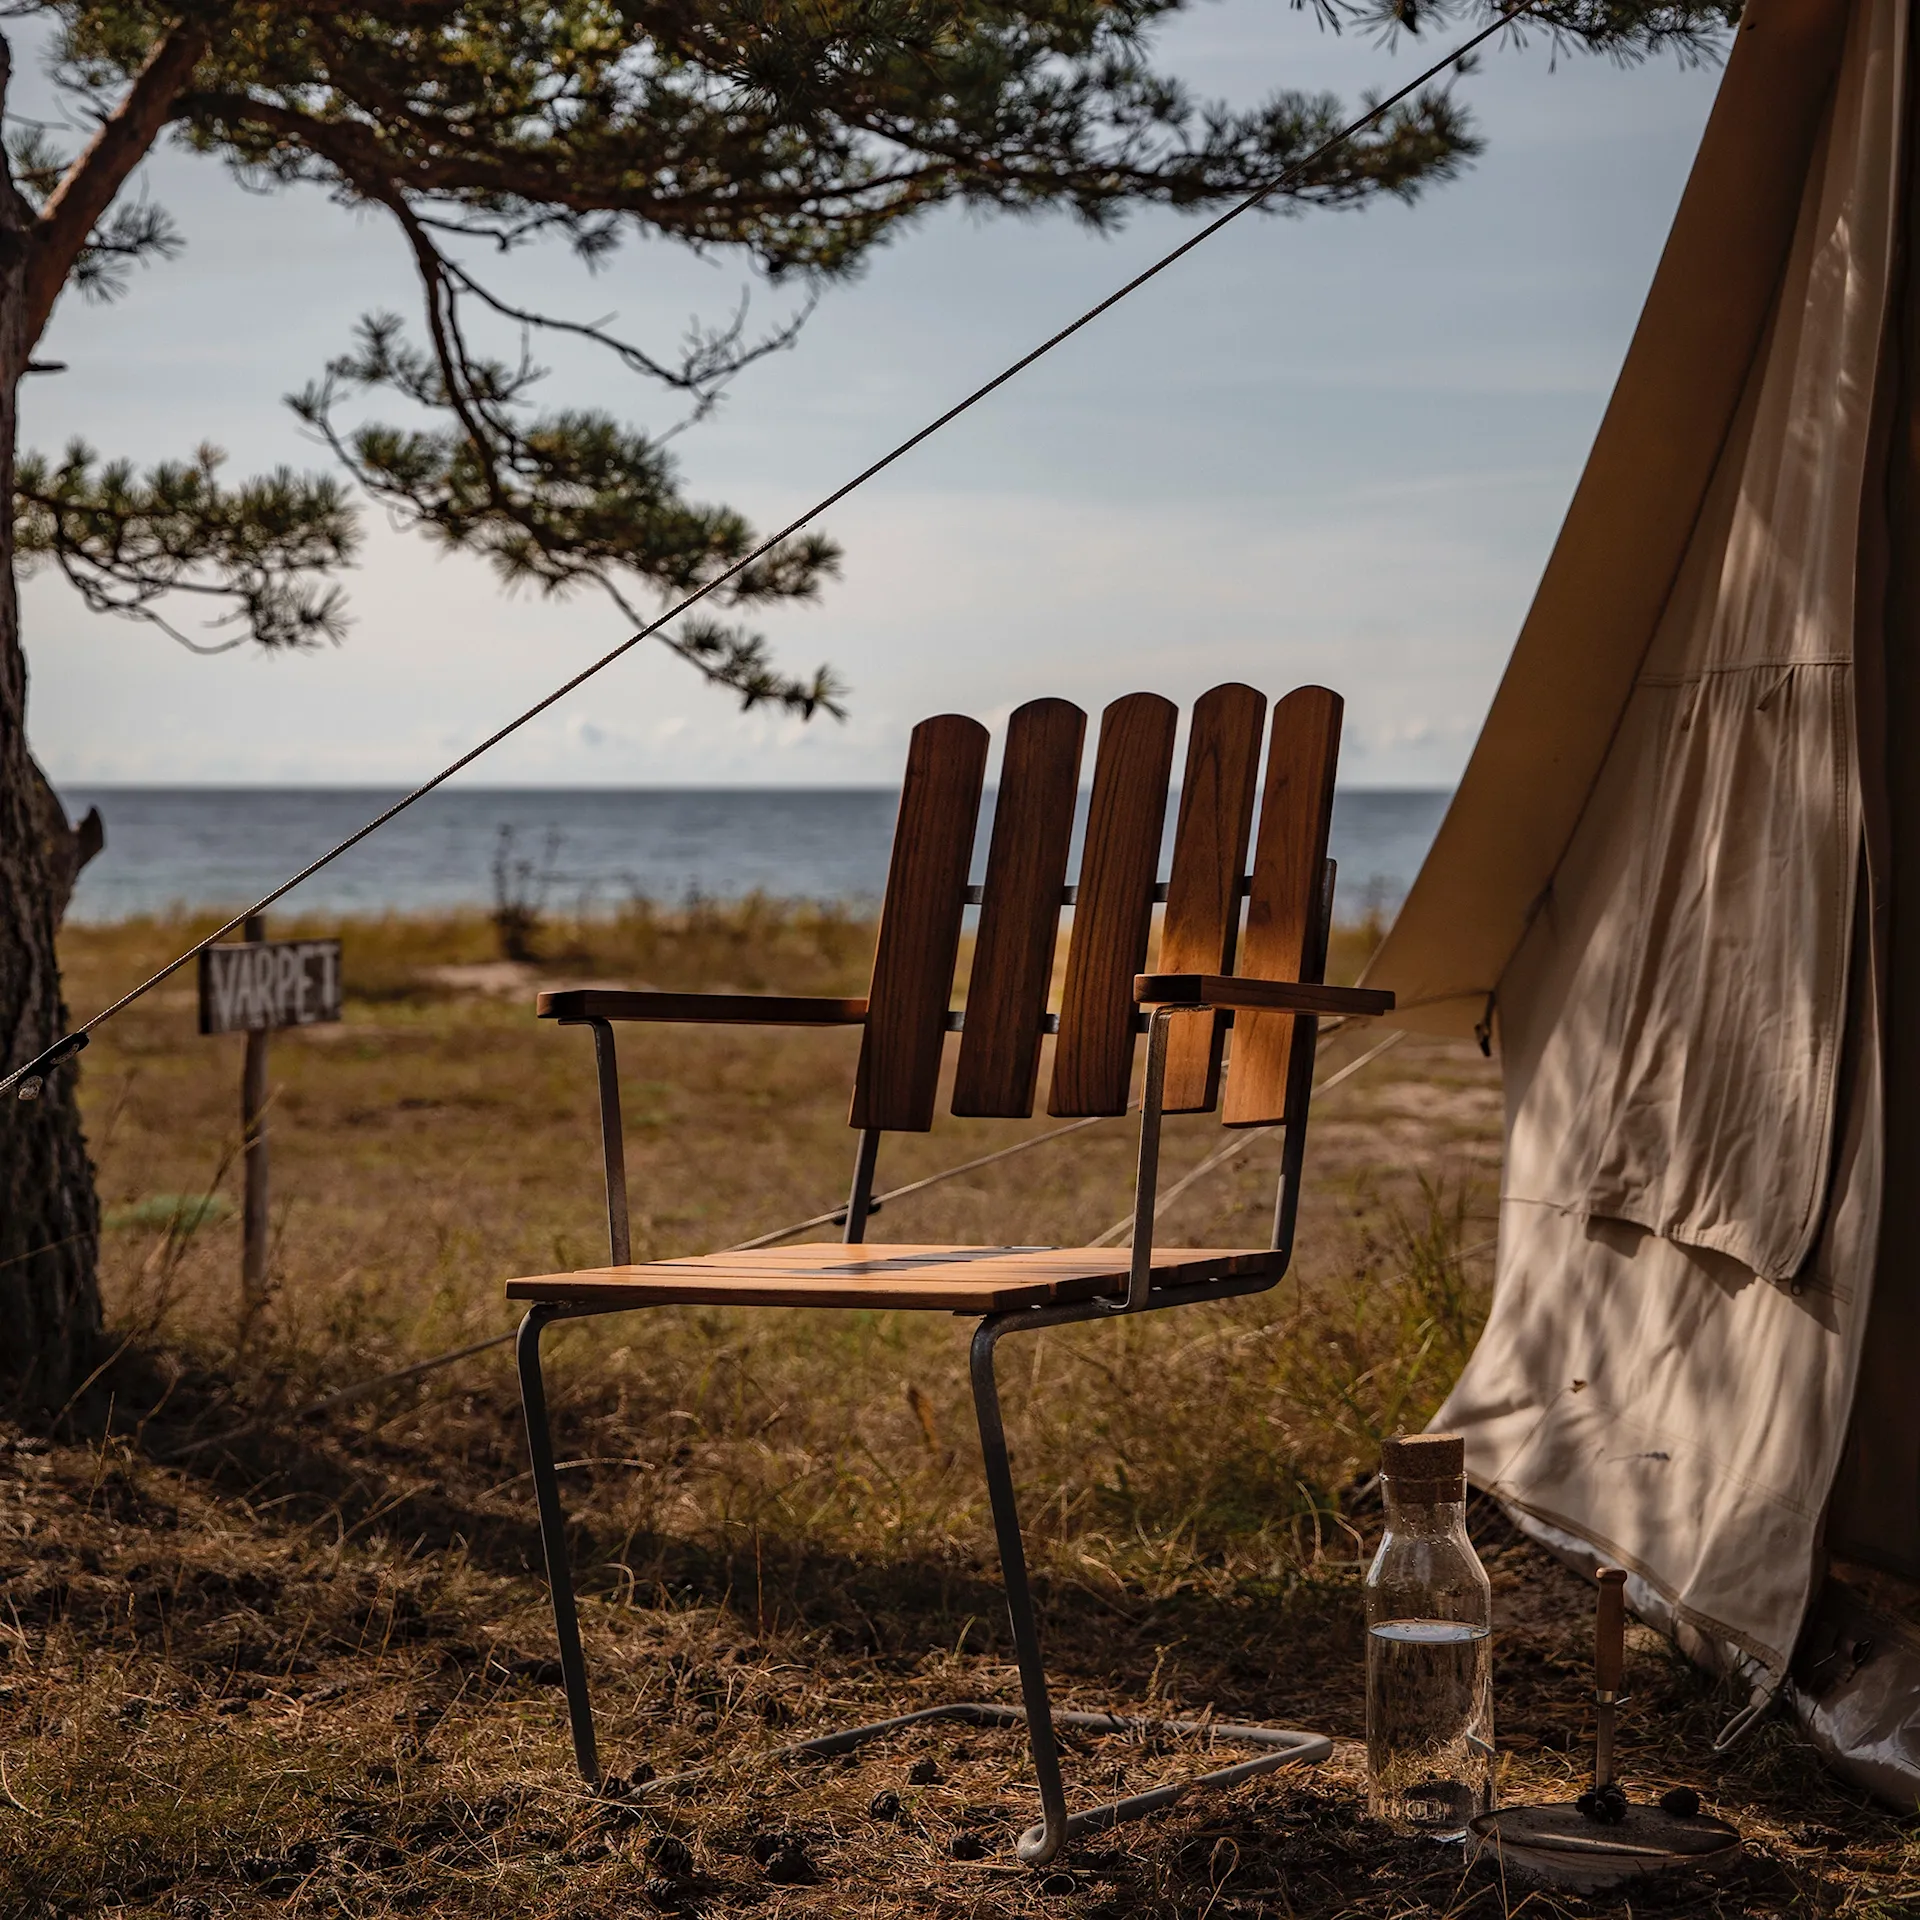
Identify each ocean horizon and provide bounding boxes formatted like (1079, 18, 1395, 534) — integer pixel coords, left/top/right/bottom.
(58, 785, 1451, 924)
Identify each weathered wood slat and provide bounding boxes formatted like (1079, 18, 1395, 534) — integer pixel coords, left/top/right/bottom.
(954, 698, 1086, 1116)
(1158, 683, 1266, 1112)
(1223, 686, 1344, 1127)
(1049, 693, 1178, 1115)
(506, 1243, 1281, 1314)
(850, 714, 989, 1131)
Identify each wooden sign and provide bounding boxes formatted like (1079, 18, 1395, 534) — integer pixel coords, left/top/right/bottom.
(198, 938, 342, 1036)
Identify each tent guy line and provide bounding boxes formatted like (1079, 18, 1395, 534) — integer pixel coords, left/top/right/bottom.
(3, 0, 1538, 1102)
(155, 1022, 1401, 1462)
(1087, 1027, 1407, 1245)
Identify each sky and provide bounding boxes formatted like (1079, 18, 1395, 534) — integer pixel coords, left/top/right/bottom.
(16, 6, 1725, 791)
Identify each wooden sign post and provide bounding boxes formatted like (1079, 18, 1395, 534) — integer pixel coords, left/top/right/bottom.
(198, 921, 343, 1305)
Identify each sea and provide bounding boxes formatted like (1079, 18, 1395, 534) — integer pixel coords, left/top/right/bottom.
(58, 786, 1451, 924)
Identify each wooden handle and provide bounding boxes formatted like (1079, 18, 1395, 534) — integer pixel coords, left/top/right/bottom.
(1595, 1566, 1628, 1692)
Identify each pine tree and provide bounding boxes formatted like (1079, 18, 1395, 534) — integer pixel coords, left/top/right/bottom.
(0, 0, 1732, 1405)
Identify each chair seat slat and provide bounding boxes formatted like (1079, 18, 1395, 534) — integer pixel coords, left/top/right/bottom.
(507, 1244, 1282, 1314)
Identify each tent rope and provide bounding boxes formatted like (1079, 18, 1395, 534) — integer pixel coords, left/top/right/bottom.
(156, 1023, 1403, 1458)
(4, 0, 1536, 1101)
(1088, 1028, 1406, 1247)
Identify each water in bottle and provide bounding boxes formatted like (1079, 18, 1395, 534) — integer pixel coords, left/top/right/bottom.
(1365, 1433, 1494, 1837)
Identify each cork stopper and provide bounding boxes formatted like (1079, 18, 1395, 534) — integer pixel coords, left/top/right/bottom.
(1381, 1432, 1467, 1504)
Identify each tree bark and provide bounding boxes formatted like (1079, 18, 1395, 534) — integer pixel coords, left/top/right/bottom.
(0, 138, 99, 1412)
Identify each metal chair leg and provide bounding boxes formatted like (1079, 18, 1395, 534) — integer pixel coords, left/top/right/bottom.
(518, 1293, 1330, 1855)
(969, 1312, 1073, 1863)
(768, 1296, 1331, 1863)
(965, 1310, 1331, 1863)
(517, 1305, 600, 1787)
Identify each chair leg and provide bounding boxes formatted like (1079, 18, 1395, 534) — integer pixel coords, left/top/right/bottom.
(517, 1305, 600, 1788)
(968, 1313, 1072, 1864)
(964, 1308, 1333, 1865)
(516, 1297, 1331, 1856)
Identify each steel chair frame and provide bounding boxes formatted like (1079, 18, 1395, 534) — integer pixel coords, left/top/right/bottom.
(517, 982, 1341, 1865)
(509, 684, 1394, 1865)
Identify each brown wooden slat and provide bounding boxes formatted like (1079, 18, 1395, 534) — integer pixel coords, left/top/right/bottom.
(1158, 682, 1266, 1112)
(953, 698, 1086, 1116)
(539, 989, 868, 1025)
(1049, 692, 1178, 1115)
(505, 1243, 1282, 1314)
(850, 714, 989, 1131)
(1223, 686, 1344, 1127)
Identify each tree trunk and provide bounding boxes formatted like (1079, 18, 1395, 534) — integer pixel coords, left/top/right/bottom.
(0, 178, 100, 1412)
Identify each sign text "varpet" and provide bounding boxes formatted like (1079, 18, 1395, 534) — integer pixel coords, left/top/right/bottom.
(198, 939, 343, 1036)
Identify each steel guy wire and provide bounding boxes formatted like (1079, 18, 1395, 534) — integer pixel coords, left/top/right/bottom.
(155, 1021, 1405, 1460)
(5, 4, 1532, 1100)
(1087, 1027, 1406, 1246)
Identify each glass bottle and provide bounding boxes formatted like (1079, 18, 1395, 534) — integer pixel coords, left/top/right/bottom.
(1365, 1432, 1494, 1838)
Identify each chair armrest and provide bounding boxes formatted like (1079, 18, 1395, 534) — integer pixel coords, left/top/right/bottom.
(538, 989, 869, 1025)
(1134, 974, 1395, 1018)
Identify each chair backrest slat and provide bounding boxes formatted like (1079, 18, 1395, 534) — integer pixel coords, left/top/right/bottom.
(1222, 685, 1343, 1128)
(954, 698, 1087, 1117)
(850, 714, 989, 1132)
(1048, 692, 1178, 1116)
(1159, 682, 1267, 1113)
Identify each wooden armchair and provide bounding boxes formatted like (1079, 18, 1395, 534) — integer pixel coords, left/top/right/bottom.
(506, 682, 1392, 1864)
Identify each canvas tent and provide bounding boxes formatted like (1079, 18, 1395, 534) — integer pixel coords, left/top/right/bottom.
(1364, 0, 1920, 1804)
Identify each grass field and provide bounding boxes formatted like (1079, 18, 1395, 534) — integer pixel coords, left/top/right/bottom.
(2, 904, 1914, 1917)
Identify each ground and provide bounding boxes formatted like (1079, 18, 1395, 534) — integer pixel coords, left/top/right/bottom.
(1, 906, 1914, 1917)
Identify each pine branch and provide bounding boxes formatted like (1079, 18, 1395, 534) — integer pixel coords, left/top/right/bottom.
(14, 438, 360, 653)
(26, 17, 209, 347)
(288, 304, 847, 718)
(7, 124, 187, 304)
(13, 0, 1733, 719)
(1341, 0, 1738, 58)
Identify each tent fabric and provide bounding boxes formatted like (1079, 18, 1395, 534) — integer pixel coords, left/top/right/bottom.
(1791, 1579, 1920, 1806)
(1829, 0, 1920, 1586)
(1444, 955, 1881, 1675)
(1364, 0, 1855, 1038)
(1365, 0, 1905, 1690)
(1489, 0, 1896, 1286)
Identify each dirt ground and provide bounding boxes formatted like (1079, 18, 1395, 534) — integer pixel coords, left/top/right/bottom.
(1, 908, 1914, 1917)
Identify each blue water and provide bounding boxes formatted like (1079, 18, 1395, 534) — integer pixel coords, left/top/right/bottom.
(59, 786, 1449, 924)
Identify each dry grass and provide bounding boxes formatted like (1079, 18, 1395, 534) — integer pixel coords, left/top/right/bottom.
(0, 904, 1913, 1918)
